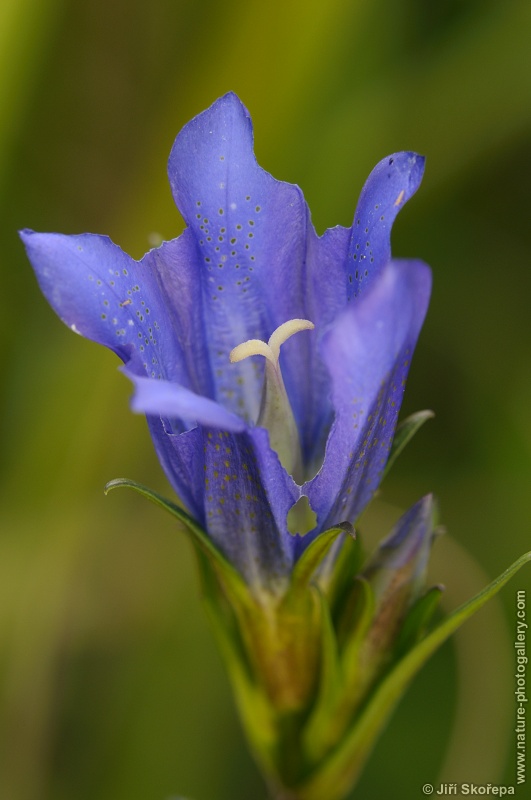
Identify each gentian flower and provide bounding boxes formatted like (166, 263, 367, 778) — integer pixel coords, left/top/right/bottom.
(20, 92, 430, 595)
(21, 93, 531, 800)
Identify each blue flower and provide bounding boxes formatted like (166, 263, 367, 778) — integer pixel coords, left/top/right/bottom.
(21, 92, 431, 592)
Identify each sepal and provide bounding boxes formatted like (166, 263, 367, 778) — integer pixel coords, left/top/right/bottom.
(301, 497, 437, 769)
(395, 584, 444, 656)
(220, 523, 360, 787)
(301, 587, 341, 757)
(105, 480, 531, 800)
(288, 523, 354, 601)
(291, 550, 531, 800)
(193, 549, 279, 777)
(314, 526, 364, 614)
(302, 577, 375, 764)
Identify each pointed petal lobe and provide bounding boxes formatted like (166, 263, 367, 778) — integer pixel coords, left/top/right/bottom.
(347, 152, 425, 299)
(127, 372, 246, 432)
(305, 259, 431, 531)
(167, 92, 312, 423)
(20, 230, 186, 384)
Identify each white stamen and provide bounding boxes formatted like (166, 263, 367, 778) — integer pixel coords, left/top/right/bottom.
(230, 318, 314, 366)
(268, 319, 314, 361)
(229, 318, 314, 478)
(230, 338, 272, 364)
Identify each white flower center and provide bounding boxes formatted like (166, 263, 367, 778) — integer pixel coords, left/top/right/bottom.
(230, 319, 314, 477)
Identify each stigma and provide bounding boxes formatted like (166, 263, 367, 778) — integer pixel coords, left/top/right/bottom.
(230, 319, 314, 478)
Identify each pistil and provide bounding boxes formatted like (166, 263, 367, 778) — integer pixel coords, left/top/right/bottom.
(230, 319, 314, 479)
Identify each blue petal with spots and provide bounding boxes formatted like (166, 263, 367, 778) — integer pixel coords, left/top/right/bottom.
(304, 259, 431, 534)
(21, 92, 430, 592)
(167, 93, 311, 426)
(347, 152, 425, 300)
(20, 231, 184, 385)
(197, 426, 298, 589)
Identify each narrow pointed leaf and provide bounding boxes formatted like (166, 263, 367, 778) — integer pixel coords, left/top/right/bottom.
(289, 524, 353, 597)
(316, 531, 363, 611)
(303, 586, 342, 762)
(318, 577, 377, 748)
(193, 549, 278, 774)
(104, 478, 250, 606)
(295, 551, 531, 800)
(395, 584, 444, 656)
(339, 577, 376, 671)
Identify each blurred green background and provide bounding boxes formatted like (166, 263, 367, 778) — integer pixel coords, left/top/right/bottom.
(1, 1, 531, 798)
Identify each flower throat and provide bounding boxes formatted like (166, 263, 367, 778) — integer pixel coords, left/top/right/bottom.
(230, 319, 314, 481)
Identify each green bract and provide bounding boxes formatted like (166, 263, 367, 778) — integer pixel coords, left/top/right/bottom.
(106, 478, 531, 800)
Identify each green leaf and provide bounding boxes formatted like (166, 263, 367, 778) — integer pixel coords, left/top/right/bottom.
(288, 523, 354, 598)
(105, 479, 284, 772)
(302, 586, 342, 762)
(317, 529, 363, 614)
(104, 478, 250, 608)
(294, 550, 531, 800)
(193, 549, 279, 775)
(302, 577, 376, 767)
(338, 576, 375, 674)
(384, 410, 434, 479)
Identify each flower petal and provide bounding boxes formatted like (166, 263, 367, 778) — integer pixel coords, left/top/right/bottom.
(142, 229, 215, 397)
(167, 92, 312, 423)
(153, 420, 300, 590)
(290, 152, 425, 469)
(364, 494, 437, 604)
(305, 259, 431, 531)
(21, 97, 432, 596)
(126, 371, 246, 432)
(146, 418, 206, 523)
(20, 230, 187, 384)
(297, 225, 351, 470)
(347, 152, 425, 300)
